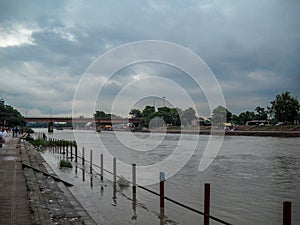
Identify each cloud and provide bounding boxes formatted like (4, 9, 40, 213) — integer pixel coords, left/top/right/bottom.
(0, 0, 299, 118)
(0, 23, 37, 47)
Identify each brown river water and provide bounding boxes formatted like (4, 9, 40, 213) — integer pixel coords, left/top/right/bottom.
(36, 129, 300, 225)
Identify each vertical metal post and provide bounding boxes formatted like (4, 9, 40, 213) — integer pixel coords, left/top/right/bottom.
(204, 183, 210, 225)
(160, 172, 165, 208)
(100, 154, 103, 181)
(90, 149, 93, 174)
(132, 164, 136, 195)
(70, 143, 73, 161)
(55, 139, 57, 153)
(66, 142, 69, 158)
(75, 142, 78, 163)
(283, 201, 292, 225)
(59, 140, 62, 154)
(113, 157, 117, 184)
(82, 147, 85, 165)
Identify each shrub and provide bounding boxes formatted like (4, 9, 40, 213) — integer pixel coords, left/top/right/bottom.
(28, 138, 50, 148)
(60, 160, 72, 168)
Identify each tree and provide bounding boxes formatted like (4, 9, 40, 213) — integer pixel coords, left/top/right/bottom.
(170, 108, 181, 126)
(255, 106, 268, 120)
(211, 106, 227, 127)
(94, 110, 107, 119)
(230, 114, 241, 125)
(181, 107, 197, 126)
(157, 107, 171, 124)
(94, 110, 122, 120)
(238, 111, 256, 125)
(0, 103, 25, 127)
(156, 107, 181, 126)
(142, 106, 156, 128)
(129, 109, 142, 118)
(268, 92, 300, 123)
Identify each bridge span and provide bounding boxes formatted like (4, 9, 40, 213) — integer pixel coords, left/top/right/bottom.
(25, 117, 142, 124)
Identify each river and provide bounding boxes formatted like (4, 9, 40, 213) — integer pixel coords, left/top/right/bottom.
(37, 129, 300, 225)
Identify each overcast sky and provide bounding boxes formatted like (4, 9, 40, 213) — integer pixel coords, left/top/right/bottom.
(0, 0, 299, 118)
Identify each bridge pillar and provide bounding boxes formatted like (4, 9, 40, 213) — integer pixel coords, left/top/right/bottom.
(48, 121, 54, 133)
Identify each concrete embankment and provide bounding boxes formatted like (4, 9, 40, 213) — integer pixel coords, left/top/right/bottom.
(0, 136, 96, 225)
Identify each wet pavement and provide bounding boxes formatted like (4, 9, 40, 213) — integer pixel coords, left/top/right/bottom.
(0, 137, 31, 225)
(0, 135, 97, 225)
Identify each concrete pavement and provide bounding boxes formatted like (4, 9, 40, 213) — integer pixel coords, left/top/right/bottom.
(0, 137, 31, 225)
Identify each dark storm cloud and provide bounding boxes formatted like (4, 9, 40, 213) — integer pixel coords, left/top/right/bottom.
(0, 0, 299, 116)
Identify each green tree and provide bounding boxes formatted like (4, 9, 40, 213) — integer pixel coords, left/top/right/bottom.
(157, 107, 171, 124)
(268, 92, 300, 122)
(0, 103, 25, 127)
(155, 107, 181, 126)
(230, 114, 241, 125)
(142, 106, 156, 128)
(238, 111, 256, 125)
(129, 109, 142, 118)
(94, 110, 122, 120)
(255, 106, 268, 120)
(181, 107, 197, 126)
(211, 105, 227, 127)
(94, 110, 107, 119)
(170, 108, 181, 126)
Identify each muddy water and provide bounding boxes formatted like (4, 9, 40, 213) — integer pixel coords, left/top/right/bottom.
(38, 129, 300, 225)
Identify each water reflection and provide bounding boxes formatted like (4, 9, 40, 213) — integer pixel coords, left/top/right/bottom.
(159, 207, 165, 225)
(82, 168, 85, 182)
(112, 183, 117, 206)
(132, 194, 137, 220)
(100, 183, 104, 194)
(90, 174, 93, 188)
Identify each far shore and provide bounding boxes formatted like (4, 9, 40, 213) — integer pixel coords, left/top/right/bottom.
(165, 129, 300, 137)
(134, 125, 300, 137)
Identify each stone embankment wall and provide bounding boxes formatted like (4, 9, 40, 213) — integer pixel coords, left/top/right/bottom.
(20, 139, 97, 225)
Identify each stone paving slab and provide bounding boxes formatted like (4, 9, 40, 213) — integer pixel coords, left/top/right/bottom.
(0, 136, 97, 225)
(0, 137, 31, 225)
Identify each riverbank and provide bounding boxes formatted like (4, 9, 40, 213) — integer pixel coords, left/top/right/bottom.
(165, 129, 300, 137)
(163, 125, 300, 137)
(0, 136, 96, 225)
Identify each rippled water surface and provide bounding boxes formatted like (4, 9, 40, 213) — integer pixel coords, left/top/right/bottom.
(37, 129, 300, 225)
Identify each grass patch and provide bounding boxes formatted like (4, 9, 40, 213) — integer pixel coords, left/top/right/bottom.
(167, 126, 181, 130)
(28, 138, 50, 149)
(60, 160, 73, 168)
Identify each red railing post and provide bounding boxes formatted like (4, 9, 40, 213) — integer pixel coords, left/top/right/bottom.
(204, 183, 210, 225)
(283, 201, 291, 225)
(100, 154, 103, 181)
(82, 147, 85, 165)
(74, 142, 78, 163)
(160, 172, 165, 208)
(132, 164, 136, 195)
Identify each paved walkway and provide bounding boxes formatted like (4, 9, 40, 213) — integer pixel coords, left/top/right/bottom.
(0, 137, 31, 225)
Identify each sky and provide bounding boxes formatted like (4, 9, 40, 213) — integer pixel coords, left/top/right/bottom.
(0, 0, 299, 118)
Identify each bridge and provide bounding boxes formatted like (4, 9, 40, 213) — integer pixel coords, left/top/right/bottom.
(25, 117, 142, 124)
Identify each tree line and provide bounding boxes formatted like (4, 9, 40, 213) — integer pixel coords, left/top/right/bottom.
(129, 106, 197, 128)
(129, 92, 300, 127)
